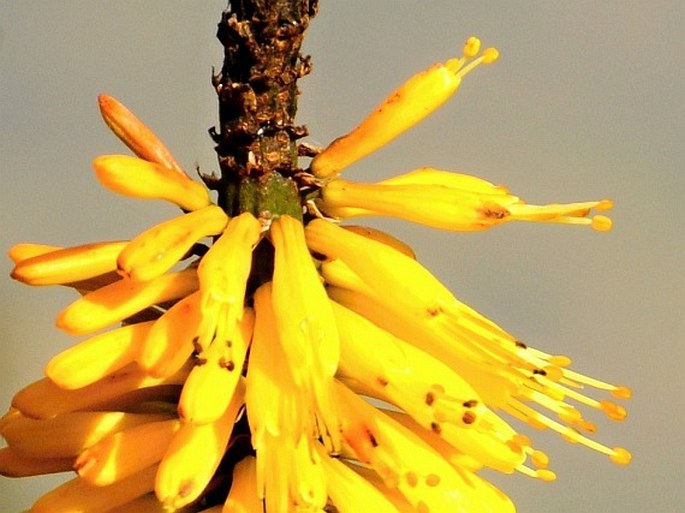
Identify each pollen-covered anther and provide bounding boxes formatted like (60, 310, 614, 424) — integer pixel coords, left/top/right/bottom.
(611, 386, 633, 400)
(531, 450, 550, 469)
(600, 400, 628, 421)
(610, 447, 632, 465)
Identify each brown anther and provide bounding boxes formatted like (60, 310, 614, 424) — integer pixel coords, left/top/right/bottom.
(463, 399, 478, 408)
(376, 377, 389, 387)
(426, 306, 443, 317)
(479, 203, 510, 220)
(368, 431, 379, 448)
(515, 340, 528, 349)
(425, 392, 436, 406)
(430, 422, 442, 434)
(462, 411, 477, 425)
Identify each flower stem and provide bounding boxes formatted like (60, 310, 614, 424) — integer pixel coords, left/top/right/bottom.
(211, 0, 317, 218)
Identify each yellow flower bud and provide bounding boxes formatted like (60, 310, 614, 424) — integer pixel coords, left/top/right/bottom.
(93, 154, 211, 211)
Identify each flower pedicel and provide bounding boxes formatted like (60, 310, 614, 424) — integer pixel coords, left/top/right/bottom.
(2, 37, 630, 512)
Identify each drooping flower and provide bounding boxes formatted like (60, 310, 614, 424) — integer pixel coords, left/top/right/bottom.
(2, 35, 630, 513)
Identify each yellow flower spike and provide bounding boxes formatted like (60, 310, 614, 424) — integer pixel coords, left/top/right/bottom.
(75, 418, 180, 486)
(12, 361, 189, 419)
(139, 291, 203, 378)
(98, 94, 186, 176)
(332, 301, 530, 474)
(321, 170, 612, 232)
(335, 381, 516, 513)
(342, 225, 416, 259)
(8, 243, 62, 263)
(223, 456, 263, 513)
(10, 241, 127, 286)
(270, 215, 341, 449)
(247, 283, 328, 512)
(30, 462, 158, 513)
(118, 205, 228, 282)
(46, 321, 153, 389)
(310, 37, 498, 178)
(93, 154, 211, 211)
(56, 268, 199, 336)
(155, 379, 245, 509)
(0, 410, 173, 459)
(178, 308, 255, 424)
(315, 444, 401, 513)
(0, 447, 74, 478)
(194, 212, 262, 352)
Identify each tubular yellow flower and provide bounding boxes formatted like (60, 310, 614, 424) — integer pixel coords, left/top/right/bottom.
(30, 463, 158, 513)
(0, 447, 74, 478)
(93, 154, 211, 211)
(0, 410, 173, 459)
(75, 418, 180, 486)
(194, 212, 261, 354)
(10, 241, 128, 286)
(139, 291, 203, 378)
(8, 243, 62, 263)
(155, 379, 245, 509)
(320, 169, 613, 231)
(310, 37, 498, 178)
(98, 94, 186, 176)
(270, 215, 341, 449)
(12, 362, 188, 419)
(117, 205, 228, 281)
(223, 456, 262, 513)
(178, 308, 254, 424)
(247, 283, 328, 512)
(56, 269, 199, 336)
(45, 322, 152, 390)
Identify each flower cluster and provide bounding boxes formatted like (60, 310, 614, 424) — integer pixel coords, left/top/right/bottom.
(2, 37, 629, 513)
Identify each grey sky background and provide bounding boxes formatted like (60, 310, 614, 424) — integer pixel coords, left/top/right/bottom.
(1, 1, 683, 512)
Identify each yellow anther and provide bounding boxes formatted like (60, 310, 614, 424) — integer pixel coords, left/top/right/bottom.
(611, 386, 633, 400)
(536, 469, 557, 482)
(558, 406, 582, 425)
(531, 450, 550, 469)
(591, 215, 613, 232)
(600, 400, 628, 421)
(482, 47, 500, 64)
(548, 355, 572, 367)
(463, 36, 481, 58)
(610, 447, 632, 465)
(597, 199, 614, 211)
